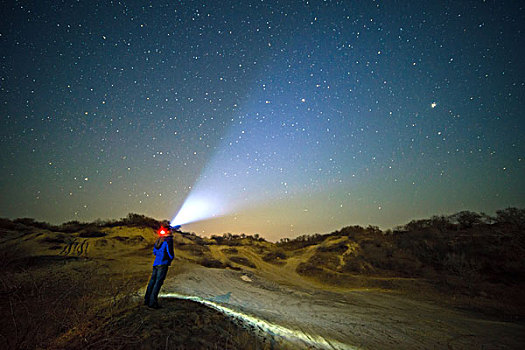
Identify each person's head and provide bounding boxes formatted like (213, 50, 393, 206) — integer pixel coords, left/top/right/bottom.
(157, 226, 172, 237)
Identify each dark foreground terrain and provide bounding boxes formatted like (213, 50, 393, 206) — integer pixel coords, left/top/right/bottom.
(0, 255, 268, 350)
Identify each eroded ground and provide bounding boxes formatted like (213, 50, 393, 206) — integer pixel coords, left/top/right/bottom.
(161, 265, 525, 349)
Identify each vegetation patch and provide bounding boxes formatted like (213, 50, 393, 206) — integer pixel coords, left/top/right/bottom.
(229, 256, 256, 268)
(178, 243, 210, 256)
(78, 230, 107, 238)
(262, 250, 287, 265)
(40, 234, 67, 244)
(296, 261, 324, 277)
(317, 241, 348, 253)
(211, 233, 266, 246)
(200, 257, 230, 269)
(222, 247, 239, 254)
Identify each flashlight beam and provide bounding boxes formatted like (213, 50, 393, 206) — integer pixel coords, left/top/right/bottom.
(171, 193, 226, 226)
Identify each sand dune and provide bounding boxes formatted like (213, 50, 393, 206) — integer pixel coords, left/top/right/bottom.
(2, 214, 525, 349)
(162, 264, 525, 349)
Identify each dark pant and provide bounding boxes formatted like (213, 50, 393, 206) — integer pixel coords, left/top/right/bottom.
(144, 265, 168, 307)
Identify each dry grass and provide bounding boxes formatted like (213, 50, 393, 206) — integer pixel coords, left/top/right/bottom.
(0, 236, 265, 349)
(0, 254, 140, 349)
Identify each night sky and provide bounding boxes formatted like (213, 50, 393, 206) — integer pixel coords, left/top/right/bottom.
(1, 1, 524, 240)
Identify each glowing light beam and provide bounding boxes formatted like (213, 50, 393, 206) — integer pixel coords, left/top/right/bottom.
(163, 292, 359, 350)
(171, 192, 225, 226)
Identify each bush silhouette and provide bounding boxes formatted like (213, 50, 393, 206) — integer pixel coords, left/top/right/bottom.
(120, 213, 161, 229)
(495, 207, 525, 227)
(449, 211, 483, 229)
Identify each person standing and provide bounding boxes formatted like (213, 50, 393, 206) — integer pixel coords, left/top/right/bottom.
(144, 225, 175, 309)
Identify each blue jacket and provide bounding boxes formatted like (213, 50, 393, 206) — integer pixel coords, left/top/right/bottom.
(153, 236, 174, 266)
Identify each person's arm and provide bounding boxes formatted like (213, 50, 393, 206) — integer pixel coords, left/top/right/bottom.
(153, 239, 158, 255)
(166, 237, 174, 261)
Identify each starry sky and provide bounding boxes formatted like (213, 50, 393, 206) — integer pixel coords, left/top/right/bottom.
(1, 1, 524, 240)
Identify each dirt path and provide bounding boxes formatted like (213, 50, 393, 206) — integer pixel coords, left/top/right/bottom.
(161, 265, 524, 349)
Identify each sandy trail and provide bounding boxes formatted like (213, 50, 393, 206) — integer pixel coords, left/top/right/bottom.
(162, 265, 524, 349)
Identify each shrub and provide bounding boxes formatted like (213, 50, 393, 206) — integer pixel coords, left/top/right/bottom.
(13, 218, 57, 231)
(429, 215, 453, 232)
(495, 207, 525, 227)
(229, 256, 256, 268)
(337, 225, 367, 237)
(57, 220, 86, 232)
(307, 251, 340, 271)
(0, 218, 16, 230)
(110, 236, 145, 245)
(449, 211, 483, 229)
(296, 262, 324, 276)
(78, 230, 107, 238)
(443, 252, 479, 276)
(276, 233, 325, 250)
(177, 244, 210, 256)
(341, 256, 367, 273)
(404, 219, 432, 232)
(200, 257, 229, 268)
(210, 233, 247, 246)
(40, 234, 67, 244)
(120, 213, 160, 229)
(262, 250, 287, 262)
(317, 241, 348, 253)
(222, 247, 238, 254)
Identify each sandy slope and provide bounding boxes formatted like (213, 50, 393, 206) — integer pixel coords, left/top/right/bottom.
(161, 265, 525, 349)
(4, 225, 524, 349)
